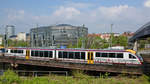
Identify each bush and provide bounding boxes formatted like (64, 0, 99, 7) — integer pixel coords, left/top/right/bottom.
(0, 70, 21, 84)
(0, 70, 150, 84)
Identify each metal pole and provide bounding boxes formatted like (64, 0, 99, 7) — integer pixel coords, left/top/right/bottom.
(110, 24, 113, 48)
(36, 24, 38, 47)
(82, 24, 85, 48)
(4, 25, 8, 50)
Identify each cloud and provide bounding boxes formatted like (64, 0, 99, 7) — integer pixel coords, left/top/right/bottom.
(65, 2, 94, 9)
(53, 6, 80, 19)
(144, 0, 150, 7)
(7, 9, 25, 21)
(97, 5, 129, 19)
(1, 3, 150, 34)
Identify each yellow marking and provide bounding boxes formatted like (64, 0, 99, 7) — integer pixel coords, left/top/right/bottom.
(126, 49, 136, 54)
(26, 50, 30, 59)
(0, 46, 4, 48)
(88, 60, 90, 64)
(91, 60, 94, 64)
(87, 52, 94, 64)
(26, 56, 29, 59)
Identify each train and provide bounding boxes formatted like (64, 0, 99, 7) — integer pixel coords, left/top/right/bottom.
(5, 47, 143, 66)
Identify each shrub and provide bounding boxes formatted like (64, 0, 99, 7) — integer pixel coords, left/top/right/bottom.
(0, 70, 21, 84)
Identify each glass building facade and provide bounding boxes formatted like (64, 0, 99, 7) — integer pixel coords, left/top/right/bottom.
(5, 25, 15, 38)
(30, 24, 88, 47)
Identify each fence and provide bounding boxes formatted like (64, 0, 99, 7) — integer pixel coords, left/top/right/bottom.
(0, 70, 68, 76)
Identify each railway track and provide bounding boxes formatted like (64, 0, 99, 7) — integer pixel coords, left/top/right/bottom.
(0, 56, 143, 75)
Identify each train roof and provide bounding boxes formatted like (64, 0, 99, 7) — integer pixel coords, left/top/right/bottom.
(7, 47, 134, 53)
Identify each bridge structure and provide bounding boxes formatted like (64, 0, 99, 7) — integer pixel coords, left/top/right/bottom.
(0, 55, 143, 75)
(129, 22, 150, 42)
(129, 22, 150, 51)
(129, 21, 150, 75)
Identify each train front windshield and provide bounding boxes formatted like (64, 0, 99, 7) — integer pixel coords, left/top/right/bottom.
(136, 53, 143, 62)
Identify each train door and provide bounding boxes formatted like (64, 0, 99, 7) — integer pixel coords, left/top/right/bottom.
(26, 50, 30, 59)
(87, 52, 94, 64)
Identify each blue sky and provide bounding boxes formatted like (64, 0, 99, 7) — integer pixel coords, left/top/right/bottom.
(0, 0, 150, 34)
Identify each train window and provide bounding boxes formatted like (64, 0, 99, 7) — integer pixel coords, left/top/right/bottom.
(81, 52, 85, 60)
(63, 52, 68, 58)
(129, 54, 136, 59)
(116, 53, 123, 58)
(18, 50, 23, 53)
(69, 52, 74, 59)
(75, 52, 80, 59)
(14, 50, 17, 53)
(21, 50, 23, 53)
(34, 51, 39, 57)
(109, 53, 116, 58)
(58, 52, 62, 58)
(31, 51, 35, 56)
(40, 51, 43, 57)
(49, 51, 53, 58)
(101, 53, 108, 57)
(10, 50, 14, 53)
(96, 52, 101, 57)
(44, 51, 48, 57)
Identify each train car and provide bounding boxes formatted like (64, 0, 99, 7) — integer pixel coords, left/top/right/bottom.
(6, 48, 26, 58)
(30, 48, 55, 60)
(55, 49, 143, 66)
(93, 49, 143, 66)
(6, 47, 55, 60)
(5, 47, 143, 66)
(56, 49, 87, 63)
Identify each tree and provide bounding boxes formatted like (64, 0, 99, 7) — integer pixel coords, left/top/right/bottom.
(6, 39, 29, 47)
(68, 35, 128, 49)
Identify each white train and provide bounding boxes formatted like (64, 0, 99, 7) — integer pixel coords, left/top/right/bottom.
(5, 47, 143, 66)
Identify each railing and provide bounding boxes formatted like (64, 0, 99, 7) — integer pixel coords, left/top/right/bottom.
(0, 70, 68, 76)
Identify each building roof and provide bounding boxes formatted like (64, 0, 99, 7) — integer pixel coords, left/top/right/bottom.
(56, 24, 72, 26)
(31, 24, 87, 31)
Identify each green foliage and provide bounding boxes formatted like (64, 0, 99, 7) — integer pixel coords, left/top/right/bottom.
(0, 70, 150, 84)
(68, 35, 128, 49)
(7, 39, 29, 47)
(100, 72, 110, 78)
(111, 35, 128, 47)
(0, 70, 21, 84)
